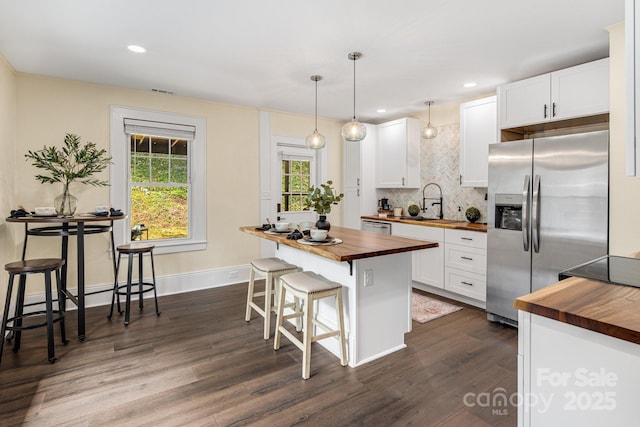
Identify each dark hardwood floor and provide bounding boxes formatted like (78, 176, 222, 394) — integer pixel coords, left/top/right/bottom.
(0, 283, 517, 426)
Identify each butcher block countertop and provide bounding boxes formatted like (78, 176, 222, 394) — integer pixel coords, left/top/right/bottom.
(360, 215, 487, 233)
(239, 225, 438, 263)
(514, 277, 640, 345)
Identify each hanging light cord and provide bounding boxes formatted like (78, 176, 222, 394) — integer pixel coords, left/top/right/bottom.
(314, 77, 319, 131)
(351, 56, 356, 121)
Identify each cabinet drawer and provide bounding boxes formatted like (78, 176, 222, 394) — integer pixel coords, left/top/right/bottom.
(445, 229, 486, 249)
(445, 244, 486, 275)
(444, 268, 486, 302)
(392, 222, 444, 241)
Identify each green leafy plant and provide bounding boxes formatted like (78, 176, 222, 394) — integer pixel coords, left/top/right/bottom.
(25, 133, 111, 187)
(465, 206, 481, 223)
(407, 204, 421, 216)
(304, 180, 344, 215)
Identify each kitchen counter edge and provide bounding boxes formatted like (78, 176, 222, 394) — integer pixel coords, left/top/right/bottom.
(514, 276, 640, 345)
(360, 215, 487, 233)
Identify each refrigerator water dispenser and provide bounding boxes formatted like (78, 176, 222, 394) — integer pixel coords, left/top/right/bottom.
(494, 194, 522, 231)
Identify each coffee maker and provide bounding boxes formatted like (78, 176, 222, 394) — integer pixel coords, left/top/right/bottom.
(378, 198, 391, 210)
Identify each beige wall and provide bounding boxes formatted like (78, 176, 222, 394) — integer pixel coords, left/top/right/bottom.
(609, 22, 640, 255)
(0, 54, 17, 310)
(9, 73, 344, 292)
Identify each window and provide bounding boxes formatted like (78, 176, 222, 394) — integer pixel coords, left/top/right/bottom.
(110, 107, 206, 253)
(281, 157, 311, 212)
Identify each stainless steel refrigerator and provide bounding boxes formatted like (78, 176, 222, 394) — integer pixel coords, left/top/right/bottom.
(486, 130, 609, 324)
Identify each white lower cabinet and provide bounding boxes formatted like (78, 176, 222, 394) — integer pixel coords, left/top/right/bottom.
(391, 223, 444, 289)
(444, 229, 487, 303)
(391, 222, 487, 304)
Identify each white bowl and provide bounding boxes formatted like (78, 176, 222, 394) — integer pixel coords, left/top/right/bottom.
(95, 205, 109, 213)
(275, 222, 290, 231)
(299, 221, 315, 231)
(34, 207, 56, 216)
(310, 228, 328, 241)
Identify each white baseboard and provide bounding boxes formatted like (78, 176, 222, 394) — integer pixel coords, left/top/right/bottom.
(412, 282, 486, 309)
(10, 264, 251, 315)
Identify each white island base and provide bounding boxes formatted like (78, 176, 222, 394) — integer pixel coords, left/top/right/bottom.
(277, 244, 412, 367)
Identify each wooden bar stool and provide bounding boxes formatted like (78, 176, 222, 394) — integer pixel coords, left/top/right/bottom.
(245, 257, 299, 339)
(108, 243, 159, 326)
(1, 258, 67, 365)
(273, 271, 348, 379)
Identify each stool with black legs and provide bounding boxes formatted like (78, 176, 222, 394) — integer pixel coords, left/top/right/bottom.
(1, 258, 67, 365)
(108, 243, 159, 326)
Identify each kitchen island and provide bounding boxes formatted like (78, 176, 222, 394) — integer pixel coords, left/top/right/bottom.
(240, 225, 438, 366)
(514, 276, 640, 426)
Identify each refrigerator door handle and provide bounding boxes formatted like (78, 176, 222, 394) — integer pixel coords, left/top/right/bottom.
(522, 175, 530, 251)
(532, 175, 541, 253)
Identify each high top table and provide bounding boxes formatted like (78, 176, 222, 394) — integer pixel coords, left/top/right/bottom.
(240, 225, 438, 366)
(7, 214, 125, 340)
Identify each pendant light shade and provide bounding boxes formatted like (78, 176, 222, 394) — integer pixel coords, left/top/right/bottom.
(306, 75, 326, 149)
(422, 100, 438, 139)
(341, 52, 367, 142)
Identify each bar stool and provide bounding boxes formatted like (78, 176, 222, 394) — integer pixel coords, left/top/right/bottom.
(273, 271, 348, 379)
(108, 243, 159, 326)
(245, 257, 299, 339)
(1, 258, 67, 365)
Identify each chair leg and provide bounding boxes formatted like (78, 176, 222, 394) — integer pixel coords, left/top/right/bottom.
(44, 270, 56, 363)
(108, 253, 122, 319)
(245, 267, 255, 322)
(12, 275, 27, 352)
(263, 272, 273, 340)
(336, 290, 348, 367)
(56, 268, 68, 345)
(0, 273, 16, 366)
(124, 253, 134, 326)
(150, 251, 160, 316)
(273, 285, 287, 351)
(138, 253, 144, 310)
(302, 295, 313, 380)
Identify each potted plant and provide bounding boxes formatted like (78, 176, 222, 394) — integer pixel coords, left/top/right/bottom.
(25, 133, 112, 216)
(303, 180, 344, 231)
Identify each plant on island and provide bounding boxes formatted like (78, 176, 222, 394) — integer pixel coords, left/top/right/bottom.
(304, 180, 344, 215)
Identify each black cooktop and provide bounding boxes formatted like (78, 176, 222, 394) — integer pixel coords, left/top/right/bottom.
(559, 255, 640, 288)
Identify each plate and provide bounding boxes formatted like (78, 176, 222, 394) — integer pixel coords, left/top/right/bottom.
(297, 237, 342, 245)
(264, 229, 291, 235)
(30, 213, 59, 217)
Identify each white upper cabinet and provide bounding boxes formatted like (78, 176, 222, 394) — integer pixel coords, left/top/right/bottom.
(376, 117, 421, 188)
(459, 96, 497, 188)
(498, 58, 609, 129)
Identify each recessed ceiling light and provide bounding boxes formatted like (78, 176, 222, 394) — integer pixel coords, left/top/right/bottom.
(463, 82, 477, 88)
(377, 108, 386, 113)
(128, 45, 146, 53)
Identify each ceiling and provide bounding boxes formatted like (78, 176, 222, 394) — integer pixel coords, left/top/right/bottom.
(0, 0, 625, 124)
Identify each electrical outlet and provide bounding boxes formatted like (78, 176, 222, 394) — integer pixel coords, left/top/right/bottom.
(364, 269, 373, 287)
(229, 270, 239, 279)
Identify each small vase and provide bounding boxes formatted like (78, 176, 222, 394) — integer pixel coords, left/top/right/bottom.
(315, 215, 330, 231)
(54, 184, 78, 216)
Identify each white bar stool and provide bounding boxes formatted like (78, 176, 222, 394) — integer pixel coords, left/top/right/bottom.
(245, 257, 299, 339)
(273, 271, 348, 379)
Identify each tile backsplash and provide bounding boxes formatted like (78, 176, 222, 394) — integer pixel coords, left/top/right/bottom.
(379, 122, 488, 223)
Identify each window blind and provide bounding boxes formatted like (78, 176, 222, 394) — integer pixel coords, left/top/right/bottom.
(124, 118, 196, 140)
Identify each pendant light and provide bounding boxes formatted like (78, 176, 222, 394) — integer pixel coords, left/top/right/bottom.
(306, 75, 326, 149)
(422, 100, 438, 139)
(341, 52, 367, 142)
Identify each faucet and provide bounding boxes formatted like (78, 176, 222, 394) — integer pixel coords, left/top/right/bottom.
(422, 182, 444, 219)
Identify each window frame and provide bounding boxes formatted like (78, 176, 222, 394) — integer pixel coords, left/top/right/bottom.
(110, 106, 207, 254)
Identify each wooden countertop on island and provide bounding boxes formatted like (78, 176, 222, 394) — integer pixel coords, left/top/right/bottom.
(360, 215, 487, 233)
(239, 225, 438, 263)
(514, 277, 640, 345)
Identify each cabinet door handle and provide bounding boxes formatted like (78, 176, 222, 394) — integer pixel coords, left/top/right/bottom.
(552, 102, 557, 117)
(543, 104, 548, 118)
(460, 174, 462, 185)
(402, 177, 405, 186)
(461, 281, 474, 286)
(357, 188, 360, 197)
(357, 178, 360, 186)
(461, 256, 473, 261)
(461, 237, 473, 241)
